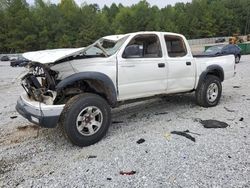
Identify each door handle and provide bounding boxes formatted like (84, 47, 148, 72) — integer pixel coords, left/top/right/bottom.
(158, 63, 165, 68)
(186, 62, 191, 66)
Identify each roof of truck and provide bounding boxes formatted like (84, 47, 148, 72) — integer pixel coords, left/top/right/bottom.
(103, 31, 184, 42)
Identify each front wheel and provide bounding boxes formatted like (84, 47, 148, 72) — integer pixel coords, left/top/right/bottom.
(60, 93, 111, 147)
(195, 75, 222, 107)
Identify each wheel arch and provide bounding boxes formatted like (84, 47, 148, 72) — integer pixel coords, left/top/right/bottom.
(56, 72, 117, 107)
(197, 65, 224, 89)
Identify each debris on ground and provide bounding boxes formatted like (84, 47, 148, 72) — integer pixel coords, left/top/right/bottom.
(49, 171, 54, 175)
(200, 120, 229, 128)
(233, 86, 241, 88)
(10, 116, 17, 119)
(183, 130, 201, 136)
(107, 178, 112, 180)
(136, 138, 145, 144)
(164, 132, 171, 141)
(224, 107, 235, 112)
(87, 155, 97, 159)
(171, 131, 196, 142)
(239, 117, 244, 121)
(120, 171, 136, 175)
(112, 120, 124, 124)
(155, 111, 168, 115)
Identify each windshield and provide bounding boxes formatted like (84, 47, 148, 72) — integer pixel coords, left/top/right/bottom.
(83, 35, 129, 57)
(205, 46, 224, 53)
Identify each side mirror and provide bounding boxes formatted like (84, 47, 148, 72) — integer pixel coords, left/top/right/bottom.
(123, 45, 143, 58)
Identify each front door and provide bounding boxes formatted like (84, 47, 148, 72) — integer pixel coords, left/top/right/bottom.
(117, 34, 167, 101)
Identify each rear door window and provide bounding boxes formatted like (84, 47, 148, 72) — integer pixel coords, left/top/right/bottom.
(164, 35, 187, 57)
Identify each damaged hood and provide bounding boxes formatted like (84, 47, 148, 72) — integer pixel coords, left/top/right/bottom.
(23, 48, 85, 64)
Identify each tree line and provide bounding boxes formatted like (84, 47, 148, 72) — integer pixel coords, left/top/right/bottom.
(0, 0, 250, 53)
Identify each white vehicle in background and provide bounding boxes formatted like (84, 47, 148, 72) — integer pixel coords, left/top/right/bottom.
(16, 31, 235, 146)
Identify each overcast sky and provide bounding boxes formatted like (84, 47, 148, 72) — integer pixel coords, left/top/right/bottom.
(28, 0, 192, 8)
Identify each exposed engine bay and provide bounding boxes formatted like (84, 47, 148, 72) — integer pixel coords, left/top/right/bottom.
(21, 63, 58, 105)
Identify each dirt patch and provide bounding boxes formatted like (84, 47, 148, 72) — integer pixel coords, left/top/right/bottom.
(0, 125, 40, 146)
(17, 125, 39, 131)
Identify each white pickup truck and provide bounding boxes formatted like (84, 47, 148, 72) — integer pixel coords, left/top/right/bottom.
(16, 31, 235, 146)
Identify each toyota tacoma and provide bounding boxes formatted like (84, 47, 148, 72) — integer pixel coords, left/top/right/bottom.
(16, 32, 236, 146)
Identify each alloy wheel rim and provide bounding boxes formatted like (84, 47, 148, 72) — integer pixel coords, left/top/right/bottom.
(207, 83, 219, 103)
(76, 106, 103, 136)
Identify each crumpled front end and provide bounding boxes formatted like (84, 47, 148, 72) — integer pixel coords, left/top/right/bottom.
(21, 62, 59, 105)
(16, 62, 65, 128)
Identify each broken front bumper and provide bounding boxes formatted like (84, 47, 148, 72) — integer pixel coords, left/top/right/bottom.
(16, 94, 65, 128)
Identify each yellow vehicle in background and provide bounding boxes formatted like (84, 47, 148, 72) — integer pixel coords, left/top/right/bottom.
(247, 34, 250, 41)
(229, 34, 244, 44)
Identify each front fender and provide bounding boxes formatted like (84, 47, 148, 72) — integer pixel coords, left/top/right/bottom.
(56, 72, 117, 107)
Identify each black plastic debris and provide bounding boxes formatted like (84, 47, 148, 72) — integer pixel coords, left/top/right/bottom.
(200, 120, 229, 128)
(87, 155, 97, 159)
(136, 138, 145, 144)
(155, 111, 168, 115)
(224, 107, 235, 112)
(239, 117, 244, 121)
(49, 171, 54, 175)
(120, 171, 136, 175)
(183, 129, 201, 136)
(228, 156, 232, 158)
(112, 121, 124, 124)
(233, 86, 241, 88)
(107, 178, 112, 180)
(10, 116, 17, 119)
(171, 131, 196, 142)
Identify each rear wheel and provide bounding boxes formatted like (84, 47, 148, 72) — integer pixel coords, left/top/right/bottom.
(195, 75, 222, 107)
(60, 93, 111, 147)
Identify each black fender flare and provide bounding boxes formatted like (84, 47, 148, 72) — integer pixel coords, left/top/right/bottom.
(56, 72, 117, 107)
(197, 65, 224, 88)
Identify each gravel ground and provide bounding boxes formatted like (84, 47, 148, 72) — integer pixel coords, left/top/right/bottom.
(0, 56, 250, 188)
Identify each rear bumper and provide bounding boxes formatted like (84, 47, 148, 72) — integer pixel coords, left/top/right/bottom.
(16, 94, 65, 128)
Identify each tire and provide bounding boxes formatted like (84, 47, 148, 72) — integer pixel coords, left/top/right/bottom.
(235, 55, 240, 64)
(195, 75, 222, 107)
(60, 93, 111, 147)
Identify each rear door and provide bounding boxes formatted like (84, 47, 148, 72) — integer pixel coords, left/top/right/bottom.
(164, 35, 196, 93)
(117, 33, 167, 100)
